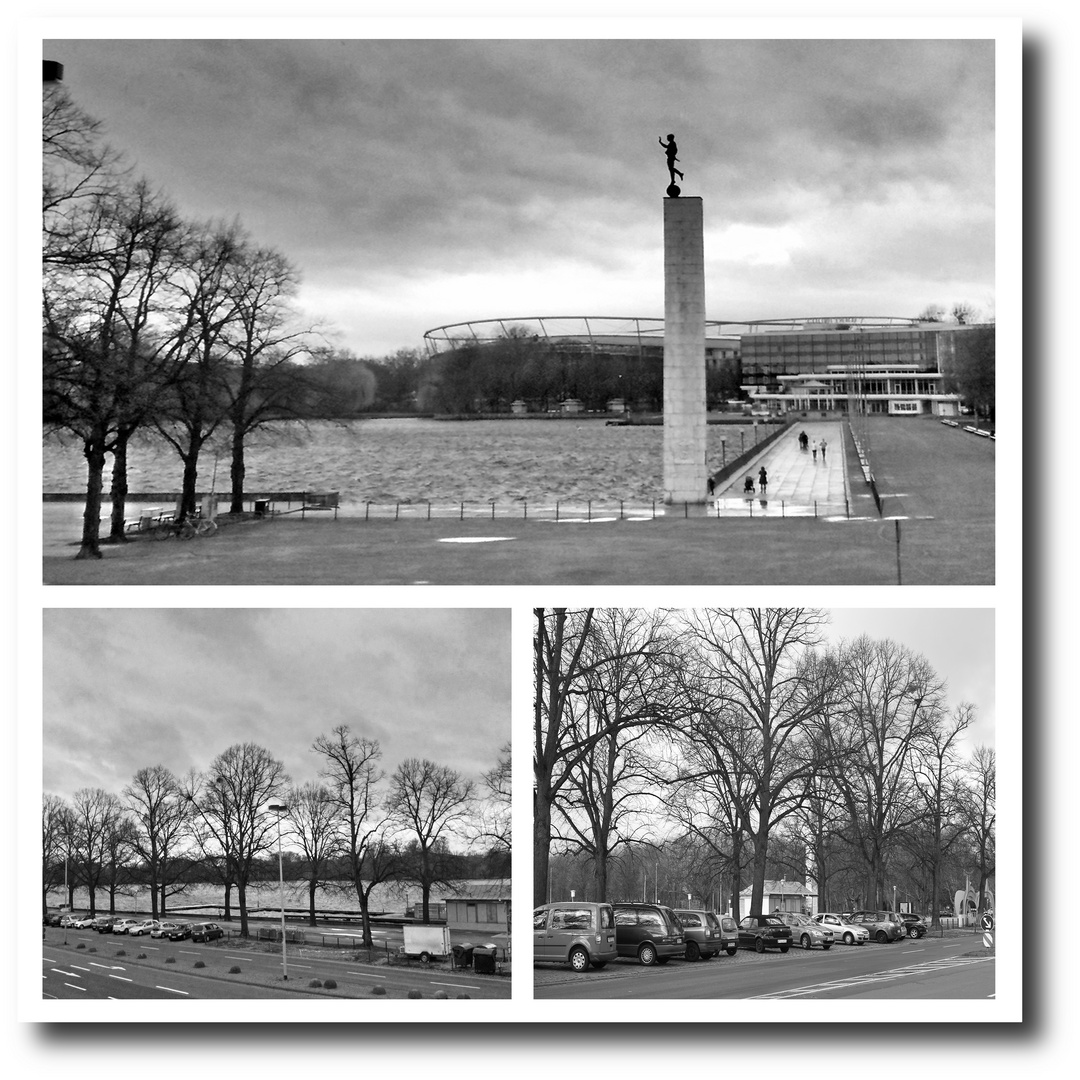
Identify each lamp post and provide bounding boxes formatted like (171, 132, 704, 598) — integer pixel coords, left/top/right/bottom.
(267, 803, 289, 980)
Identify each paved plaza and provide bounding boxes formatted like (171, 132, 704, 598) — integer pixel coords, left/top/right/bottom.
(713, 421, 851, 518)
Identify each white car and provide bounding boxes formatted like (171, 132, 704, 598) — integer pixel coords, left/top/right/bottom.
(127, 920, 158, 936)
(111, 918, 139, 934)
(815, 912, 870, 945)
(71, 914, 96, 929)
(150, 922, 179, 939)
(776, 911, 834, 950)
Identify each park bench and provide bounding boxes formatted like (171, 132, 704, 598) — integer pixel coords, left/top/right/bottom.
(300, 491, 340, 520)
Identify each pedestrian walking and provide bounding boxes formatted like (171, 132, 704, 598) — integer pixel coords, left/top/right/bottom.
(811, 439, 818, 462)
(820, 437, 828, 462)
(798, 430, 809, 451)
(758, 466, 768, 494)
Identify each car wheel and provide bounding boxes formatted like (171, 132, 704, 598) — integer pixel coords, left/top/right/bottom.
(419, 951, 431, 964)
(800, 934, 812, 950)
(779, 945, 789, 953)
(726, 946, 737, 956)
(843, 932, 854, 945)
(907, 926, 919, 938)
(754, 937, 765, 954)
(876, 931, 888, 943)
(638, 943, 657, 966)
(569, 946, 589, 972)
(686, 940, 700, 962)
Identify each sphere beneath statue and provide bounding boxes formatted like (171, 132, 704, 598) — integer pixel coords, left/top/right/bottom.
(666, 183, 681, 198)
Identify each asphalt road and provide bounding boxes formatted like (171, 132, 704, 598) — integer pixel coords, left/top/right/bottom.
(43, 926, 511, 1000)
(534, 935, 993, 1000)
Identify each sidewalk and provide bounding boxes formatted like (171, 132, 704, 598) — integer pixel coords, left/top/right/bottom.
(714, 421, 851, 518)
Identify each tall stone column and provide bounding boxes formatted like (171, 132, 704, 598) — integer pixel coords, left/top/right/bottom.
(663, 196, 707, 503)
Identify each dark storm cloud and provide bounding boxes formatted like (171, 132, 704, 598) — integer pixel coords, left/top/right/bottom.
(43, 609, 510, 804)
(45, 36, 995, 352)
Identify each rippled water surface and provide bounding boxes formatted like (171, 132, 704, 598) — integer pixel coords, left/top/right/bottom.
(44, 419, 759, 506)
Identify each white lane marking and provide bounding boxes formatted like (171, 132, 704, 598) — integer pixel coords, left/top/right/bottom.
(346, 971, 386, 979)
(226, 956, 247, 962)
(746, 955, 995, 998)
(286, 963, 312, 970)
(64, 983, 86, 992)
(437, 536, 516, 543)
(51, 968, 80, 977)
(431, 981, 482, 990)
(156, 986, 189, 995)
(42, 955, 57, 963)
(43, 993, 57, 999)
(70, 965, 92, 972)
(108, 974, 133, 982)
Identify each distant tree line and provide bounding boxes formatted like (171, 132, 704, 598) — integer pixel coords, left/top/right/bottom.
(43, 731, 510, 946)
(535, 609, 995, 925)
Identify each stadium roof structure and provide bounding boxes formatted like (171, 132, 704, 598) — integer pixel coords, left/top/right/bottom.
(422, 315, 930, 355)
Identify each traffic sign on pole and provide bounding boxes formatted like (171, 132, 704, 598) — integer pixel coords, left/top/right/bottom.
(981, 913, 995, 932)
(983, 931, 993, 948)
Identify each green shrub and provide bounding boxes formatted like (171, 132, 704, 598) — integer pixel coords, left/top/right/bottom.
(165, 956, 176, 964)
(76, 943, 85, 950)
(407, 989, 422, 999)
(137, 953, 147, 960)
(323, 979, 337, 990)
(434, 991, 448, 999)
(456, 994, 471, 999)
(115, 950, 126, 957)
(309, 979, 323, 988)
(228, 966, 241, 974)
(371, 985, 386, 996)
(194, 960, 205, 968)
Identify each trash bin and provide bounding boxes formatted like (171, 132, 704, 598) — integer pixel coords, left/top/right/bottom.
(452, 942, 475, 969)
(472, 944, 498, 975)
(254, 499, 270, 516)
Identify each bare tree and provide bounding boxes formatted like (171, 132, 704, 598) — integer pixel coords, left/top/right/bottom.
(186, 743, 290, 937)
(284, 782, 343, 927)
(70, 787, 125, 915)
(42, 794, 71, 914)
(312, 725, 397, 947)
(960, 744, 996, 914)
(474, 742, 511, 870)
(123, 765, 191, 919)
(534, 607, 682, 906)
(386, 758, 474, 924)
(822, 636, 946, 909)
(681, 608, 838, 916)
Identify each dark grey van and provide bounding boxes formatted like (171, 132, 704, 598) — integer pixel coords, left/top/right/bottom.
(612, 903, 685, 965)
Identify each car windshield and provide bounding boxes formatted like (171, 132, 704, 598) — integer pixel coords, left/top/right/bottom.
(761, 915, 786, 926)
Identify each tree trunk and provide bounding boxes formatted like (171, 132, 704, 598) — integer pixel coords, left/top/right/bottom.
(108, 430, 132, 540)
(534, 790, 552, 907)
(308, 875, 317, 927)
(77, 439, 107, 559)
(237, 880, 249, 938)
(230, 415, 247, 514)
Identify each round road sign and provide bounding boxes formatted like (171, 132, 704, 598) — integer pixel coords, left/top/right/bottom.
(981, 913, 995, 932)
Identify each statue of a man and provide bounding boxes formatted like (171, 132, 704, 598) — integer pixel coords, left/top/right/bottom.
(659, 133, 684, 185)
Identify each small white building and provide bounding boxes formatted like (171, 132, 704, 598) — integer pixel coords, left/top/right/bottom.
(444, 881, 511, 935)
(738, 879, 817, 919)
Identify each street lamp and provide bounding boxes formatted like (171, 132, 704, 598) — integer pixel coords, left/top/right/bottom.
(267, 803, 289, 981)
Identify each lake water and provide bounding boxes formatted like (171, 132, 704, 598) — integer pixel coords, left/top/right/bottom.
(43, 417, 768, 508)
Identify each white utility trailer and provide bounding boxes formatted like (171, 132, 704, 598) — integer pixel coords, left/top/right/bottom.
(400, 925, 453, 963)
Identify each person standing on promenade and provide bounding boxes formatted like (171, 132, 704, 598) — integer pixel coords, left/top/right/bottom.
(799, 430, 809, 451)
(820, 437, 828, 463)
(811, 439, 818, 462)
(758, 466, 768, 495)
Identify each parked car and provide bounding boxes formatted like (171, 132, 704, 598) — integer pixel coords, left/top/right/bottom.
(72, 914, 97, 929)
(92, 916, 119, 932)
(814, 912, 870, 945)
(848, 910, 904, 943)
(151, 922, 179, 939)
(167, 923, 193, 941)
(737, 913, 793, 953)
(899, 913, 928, 939)
(111, 919, 139, 934)
(190, 922, 224, 943)
(612, 903, 685, 966)
(59, 914, 81, 928)
(775, 911, 834, 950)
(716, 914, 739, 956)
(533, 902, 618, 972)
(673, 909, 725, 961)
(43, 912, 63, 927)
(127, 920, 158, 937)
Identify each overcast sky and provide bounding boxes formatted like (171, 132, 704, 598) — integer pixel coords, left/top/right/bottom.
(42, 608, 510, 805)
(43, 36, 995, 357)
